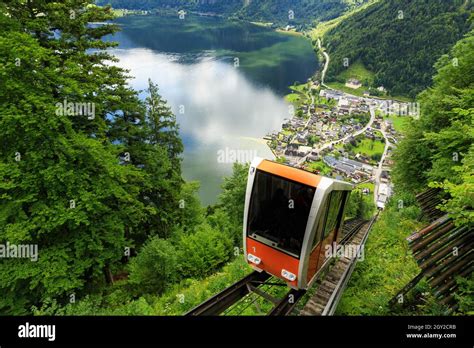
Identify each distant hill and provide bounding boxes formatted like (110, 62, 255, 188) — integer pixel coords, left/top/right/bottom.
(96, 0, 369, 28)
(323, 0, 473, 98)
(97, 0, 242, 15)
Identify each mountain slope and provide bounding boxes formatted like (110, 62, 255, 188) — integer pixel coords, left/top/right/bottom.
(323, 0, 473, 98)
(96, 0, 369, 27)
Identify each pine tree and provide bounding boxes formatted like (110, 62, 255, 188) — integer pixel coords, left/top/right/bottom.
(0, 24, 146, 313)
(0, 0, 184, 313)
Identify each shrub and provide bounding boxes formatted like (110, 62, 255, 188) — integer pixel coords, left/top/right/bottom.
(177, 224, 233, 279)
(455, 274, 474, 315)
(127, 237, 178, 295)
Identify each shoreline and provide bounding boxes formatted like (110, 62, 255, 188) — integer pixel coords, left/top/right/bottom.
(109, 8, 319, 162)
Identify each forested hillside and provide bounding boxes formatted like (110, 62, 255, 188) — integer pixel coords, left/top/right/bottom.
(0, 0, 245, 315)
(393, 27, 474, 226)
(323, 0, 473, 97)
(337, 28, 474, 315)
(96, 0, 368, 27)
(96, 0, 242, 14)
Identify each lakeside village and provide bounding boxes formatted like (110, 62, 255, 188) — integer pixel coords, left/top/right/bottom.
(264, 80, 419, 209)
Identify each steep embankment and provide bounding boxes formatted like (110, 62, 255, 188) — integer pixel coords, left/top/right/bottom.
(322, 0, 473, 98)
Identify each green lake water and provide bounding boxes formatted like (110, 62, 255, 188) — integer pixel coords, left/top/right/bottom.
(109, 15, 318, 205)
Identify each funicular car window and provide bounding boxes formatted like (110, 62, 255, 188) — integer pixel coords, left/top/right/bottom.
(247, 170, 315, 258)
(322, 191, 344, 239)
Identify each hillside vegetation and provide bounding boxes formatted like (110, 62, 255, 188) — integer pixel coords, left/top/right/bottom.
(0, 0, 250, 315)
(393, 26, 474, 226)
(323, 0, 473, 98)
(338, 27, 474, 315)
(96, 0, 370, 27)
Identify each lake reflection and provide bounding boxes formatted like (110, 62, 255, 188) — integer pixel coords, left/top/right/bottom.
(110, 16, 318, 204)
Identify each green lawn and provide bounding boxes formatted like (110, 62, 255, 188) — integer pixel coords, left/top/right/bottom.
(357, 182, 375, 191)
(353, 138, 385, 158)
(306, 160, 332, 176)
(325, 60, 375, 98)
(285, 93, 302, 104)
(286, 82, 313, 106)
(387, 115, 410, 133)
(337, 60, 375, 86)
(289, 82, 311, 93)
(281, 129, 293, 136)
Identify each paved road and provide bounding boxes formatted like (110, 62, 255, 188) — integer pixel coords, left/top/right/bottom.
(297, 106, 376, 165)
(373, 126, 391, 205)
(318, 38, 330, 88)
(294, 38, 376, 166)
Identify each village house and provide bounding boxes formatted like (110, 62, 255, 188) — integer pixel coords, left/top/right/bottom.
(297, 145, 312, 157)
(345, 78, 362, 89)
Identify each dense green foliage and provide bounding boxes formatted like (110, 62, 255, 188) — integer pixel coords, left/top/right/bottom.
(0, 0, 244, 315)
(324, 0, 473, 97)
(30, 163, 251, 315)
(0, 0, 252, 312)
(339, 28, 474, 315)
(2, 0, 471, 318)
(177, 224, 233, 279)
(127, 237, 178, 294)
(96, 0, 368, 27)
(1, 0, 151, 314)
(345, 190, 374, 220)
(32, 257, 253, 315)
(336, 194, 444, 315)
(393, 28, 474, 226)
(455, 274, 474, 315)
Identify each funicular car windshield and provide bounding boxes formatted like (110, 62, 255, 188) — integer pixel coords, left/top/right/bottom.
(247, 169, 316, 258)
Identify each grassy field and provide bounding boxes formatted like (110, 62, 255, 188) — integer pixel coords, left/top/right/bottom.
(285, 93, 302, 104)
(337, 60, 375, 85)
(306, 160, 333, 176)
(352, 137, 385, 158)
(387, 115, 411, 133)
(279, 129, 294, 138)
(289, 82, 311, 93)
(357, 182, 375, 192)
(286, 82, 312, 106)
(325, 60, 375, 97)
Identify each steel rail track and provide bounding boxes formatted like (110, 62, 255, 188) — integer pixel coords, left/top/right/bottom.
(185, 271, 270, 316)
(322, 213, 379, 315)
(186, 216, 376, 316)
(300, 212, 379, 316)
(268, 218, 369, 316)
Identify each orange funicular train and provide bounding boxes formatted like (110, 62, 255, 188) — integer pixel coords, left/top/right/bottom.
(243, 158, 353, 289)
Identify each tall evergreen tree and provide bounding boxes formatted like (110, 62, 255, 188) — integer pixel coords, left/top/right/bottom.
(0, 0, 184, 313)
(0, 23, 146, 313)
